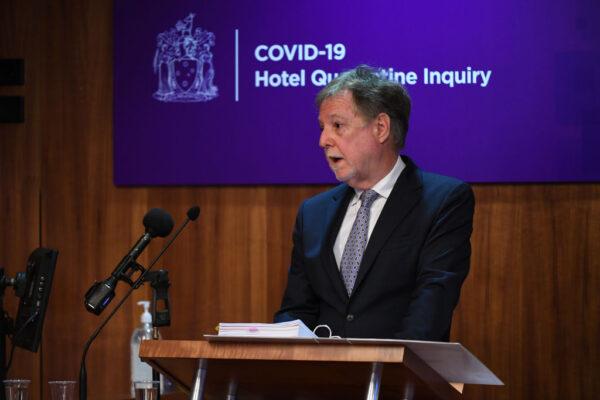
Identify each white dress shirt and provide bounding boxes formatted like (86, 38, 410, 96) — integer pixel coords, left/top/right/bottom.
(333, 157, 406, 268)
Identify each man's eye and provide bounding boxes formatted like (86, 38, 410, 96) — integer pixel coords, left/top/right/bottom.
(334, 122, 342, 129)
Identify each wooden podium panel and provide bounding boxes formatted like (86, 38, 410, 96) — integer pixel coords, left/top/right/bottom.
(140, 338, 493, 400)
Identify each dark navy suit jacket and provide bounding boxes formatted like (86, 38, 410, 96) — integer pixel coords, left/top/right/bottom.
(274, 156, 474, 341)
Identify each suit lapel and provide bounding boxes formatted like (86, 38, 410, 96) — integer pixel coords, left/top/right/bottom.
(320, 185, 353, 302)
(352, 157, 423, 296)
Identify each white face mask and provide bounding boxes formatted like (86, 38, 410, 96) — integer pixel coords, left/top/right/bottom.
(312, 324, 341, 338)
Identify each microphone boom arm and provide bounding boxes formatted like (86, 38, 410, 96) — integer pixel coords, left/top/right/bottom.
(79, 210, 198, 400)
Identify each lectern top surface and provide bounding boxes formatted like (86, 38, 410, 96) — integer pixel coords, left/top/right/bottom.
(204, 335, 503, 385)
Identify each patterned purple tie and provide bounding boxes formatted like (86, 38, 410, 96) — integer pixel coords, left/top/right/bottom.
(340, 189, 380, 296)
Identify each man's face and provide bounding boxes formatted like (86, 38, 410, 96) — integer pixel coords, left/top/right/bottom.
(318, 90, 383, 189)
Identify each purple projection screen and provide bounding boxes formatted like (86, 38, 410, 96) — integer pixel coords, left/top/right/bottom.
(114, 1, 600, 185)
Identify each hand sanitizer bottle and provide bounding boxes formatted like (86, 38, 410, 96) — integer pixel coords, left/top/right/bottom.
(130, 300, 154, 398)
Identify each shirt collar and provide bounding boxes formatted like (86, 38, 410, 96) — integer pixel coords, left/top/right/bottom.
(350, 157, 406, 205)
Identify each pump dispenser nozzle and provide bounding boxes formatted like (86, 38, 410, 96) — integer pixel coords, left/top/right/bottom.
(137, 300, 152, 324)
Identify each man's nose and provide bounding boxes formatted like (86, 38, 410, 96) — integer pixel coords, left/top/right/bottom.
(319, 127, 333, 149)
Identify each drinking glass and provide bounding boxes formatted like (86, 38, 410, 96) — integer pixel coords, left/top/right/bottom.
(134, 380, 159, 400)
(3, 379, 30, 400)
(49, 380, 76, 400)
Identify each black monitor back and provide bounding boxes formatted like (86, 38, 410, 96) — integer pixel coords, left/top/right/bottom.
(14, 247, 58, 352)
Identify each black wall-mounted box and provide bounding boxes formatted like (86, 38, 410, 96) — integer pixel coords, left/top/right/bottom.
(0, 96, 25, 123)
(0, 59, 25, 86)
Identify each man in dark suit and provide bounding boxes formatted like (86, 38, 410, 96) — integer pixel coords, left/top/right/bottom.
(274, 66, 474, 341)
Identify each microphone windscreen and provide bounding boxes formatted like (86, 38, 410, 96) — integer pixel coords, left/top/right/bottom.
(143, 208, 174, 238)
(187, 206, 200, 221)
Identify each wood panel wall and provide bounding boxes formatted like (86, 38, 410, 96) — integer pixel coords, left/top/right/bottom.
(1, 1, 599, 399)
(0, 1, 42, 398)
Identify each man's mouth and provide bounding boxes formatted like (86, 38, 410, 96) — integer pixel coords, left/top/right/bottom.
(328, 155, 344, 164)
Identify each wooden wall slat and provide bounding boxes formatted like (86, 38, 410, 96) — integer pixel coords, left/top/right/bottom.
(0, 1, 42, 398)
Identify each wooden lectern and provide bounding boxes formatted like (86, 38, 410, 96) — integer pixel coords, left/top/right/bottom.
(140, 337, 502, 400)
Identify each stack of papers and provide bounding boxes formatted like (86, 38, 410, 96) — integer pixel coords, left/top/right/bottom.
(217, 319, 317, 338)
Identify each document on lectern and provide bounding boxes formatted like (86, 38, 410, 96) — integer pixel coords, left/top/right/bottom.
(217, 319, 317, 338)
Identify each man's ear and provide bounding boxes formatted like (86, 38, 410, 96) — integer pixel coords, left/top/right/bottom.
(373, 113, 392, 144)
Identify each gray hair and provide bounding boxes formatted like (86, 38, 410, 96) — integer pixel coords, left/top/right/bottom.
(316, 65, 411, 149)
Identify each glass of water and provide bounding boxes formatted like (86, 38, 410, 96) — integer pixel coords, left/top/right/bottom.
(3, 379, 30, 400)
(133, 380, 159, 400)
(49, 380, 76, 400)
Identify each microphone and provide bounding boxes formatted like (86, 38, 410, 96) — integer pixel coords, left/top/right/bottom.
(79, 206, 200, 400)
(187, 205, 200, 221)
(84, 208, 174, 315)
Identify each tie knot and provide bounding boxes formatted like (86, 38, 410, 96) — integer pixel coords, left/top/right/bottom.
(360, 189, 379, 209)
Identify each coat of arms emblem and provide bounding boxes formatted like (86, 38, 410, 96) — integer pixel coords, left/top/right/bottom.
(153, 14, 218, 102)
